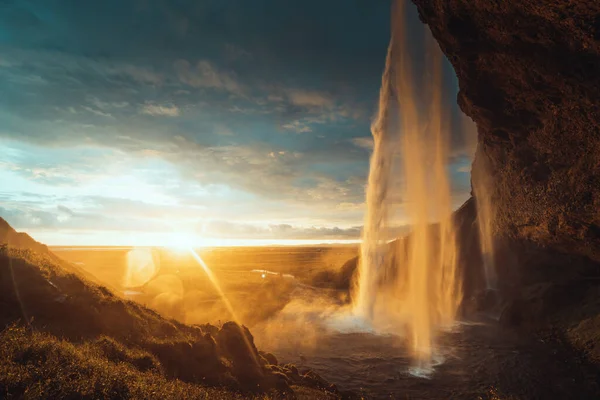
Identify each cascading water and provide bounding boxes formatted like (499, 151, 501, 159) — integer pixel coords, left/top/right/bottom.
(354, 0, 462, 371)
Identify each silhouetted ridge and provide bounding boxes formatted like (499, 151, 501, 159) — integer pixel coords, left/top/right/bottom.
(0, 218, 344, 399)
(0, 217, 105, 286)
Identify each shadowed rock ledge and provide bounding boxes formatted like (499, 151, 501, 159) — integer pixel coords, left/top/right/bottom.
(411, 0, 600, 263)
(409, 0, 600, 364)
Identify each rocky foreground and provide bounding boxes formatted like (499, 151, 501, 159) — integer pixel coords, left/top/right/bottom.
(2, 1, 600, 398)
(0, 218, 344, 400)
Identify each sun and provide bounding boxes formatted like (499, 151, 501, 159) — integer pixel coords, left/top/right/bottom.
(163, 232, 200, 252)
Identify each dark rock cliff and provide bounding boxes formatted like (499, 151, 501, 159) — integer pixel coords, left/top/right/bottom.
(411, 0, 600, 264)
(409, 1, 600, 361)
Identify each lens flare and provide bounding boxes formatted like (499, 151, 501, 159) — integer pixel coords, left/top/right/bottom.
(187, 248, 261, 368)
(123, 248, 158, 288)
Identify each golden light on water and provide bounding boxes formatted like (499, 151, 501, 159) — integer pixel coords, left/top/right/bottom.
(354, 0, 462, 371)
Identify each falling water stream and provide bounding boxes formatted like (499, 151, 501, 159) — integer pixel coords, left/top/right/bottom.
(354, 0, 462, 373)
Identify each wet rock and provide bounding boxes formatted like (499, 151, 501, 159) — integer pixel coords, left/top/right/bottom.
(311, 255, 358, 291)
(478, 288, 500, 312)
(283, 363, 300, 382)
(411, 0, 600, 264)
(268, 364, 287, 375)
(216, 322, 264, 385)
(266, 371, 291, 389)
(287, 364, 299, 376)
(145, 337, 226, 384)
(259, 350, 278, 366)
(499, 283, 554, 328)
(300, 370, 337, 393)
(196, 323, 219, 337)
(499, 298, 529, 328)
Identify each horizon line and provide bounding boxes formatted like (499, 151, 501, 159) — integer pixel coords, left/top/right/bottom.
(47, 238, 361, 249)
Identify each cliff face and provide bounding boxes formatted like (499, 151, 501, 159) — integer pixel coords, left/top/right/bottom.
(412, 1, 600, 264)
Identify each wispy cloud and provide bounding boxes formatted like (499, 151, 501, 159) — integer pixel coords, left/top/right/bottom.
(224, 44, 252, 61)
(140, 103, 180, 117)
(0, 0, 477, 246)
(82, 106, 114, 119)
(282, 120, 312, 133)
(174, 59, 244, 95)
(104, 64, 163, 85)
(1, 50, 164, 87)
(88, 97, 129, 110)
(213, 124, 234, 136)
(284, 89, 334, 108)
(351, 136, 374, 150)
(202, 219, 361, 239)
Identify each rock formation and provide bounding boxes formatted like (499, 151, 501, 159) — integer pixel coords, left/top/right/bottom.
(410, 0, 600, 361)
(411, 0, 600, 265)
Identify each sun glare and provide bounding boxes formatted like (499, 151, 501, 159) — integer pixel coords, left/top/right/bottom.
(163, 232, 200, 253)
(155, 232, 359, 251)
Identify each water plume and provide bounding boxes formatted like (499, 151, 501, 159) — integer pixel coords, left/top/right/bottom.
(354, 0, 462, 370)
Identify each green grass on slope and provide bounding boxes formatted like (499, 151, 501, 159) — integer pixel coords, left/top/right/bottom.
(0, 325, 340, 400)
(0, 325, 248, 400)
(0, 245, 343, 399)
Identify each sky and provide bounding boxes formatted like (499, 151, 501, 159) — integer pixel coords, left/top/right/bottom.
(0, 0, 474, 246)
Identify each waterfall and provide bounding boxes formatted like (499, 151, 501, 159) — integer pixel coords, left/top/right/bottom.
(354, 0, 462, 370)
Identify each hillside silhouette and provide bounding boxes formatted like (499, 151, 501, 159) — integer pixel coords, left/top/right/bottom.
(0, 218, 344, 400)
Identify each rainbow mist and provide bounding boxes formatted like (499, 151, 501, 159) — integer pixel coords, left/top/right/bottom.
(354, 0, 462, 370)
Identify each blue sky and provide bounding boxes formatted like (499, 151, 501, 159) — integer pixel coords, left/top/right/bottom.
(0, 0, 474, 245)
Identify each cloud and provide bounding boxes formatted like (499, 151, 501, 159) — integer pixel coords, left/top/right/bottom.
(88, 97, 129, 110)
(202, 219, 362, 239)
(141, 103, 180, 117)
(2, 162, 88, 186)
(284, 89, 334, 108)
(305, 177, 354, 201)
(213, 124, 234, 136)
(57, 205, 76, 217)
(174, 59, 244, 95)
(0, 0, 474, 244)
(1, 50, 163, 87)
(0, 57, 15, 68)
(351, 136, 374, 150)
(56, 205, 76, 222)
(105, 64, 163, 86)
(282, 120, 312, 133)
(267, 94, 284, 102)
(224, 44, 251, 61)
(155, 137, 368, 210)
(198, 220, 410, 240)
(82, 106, 114, 119)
